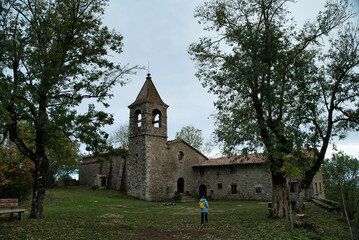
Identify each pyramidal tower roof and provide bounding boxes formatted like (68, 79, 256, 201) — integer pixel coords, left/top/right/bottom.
(129, 74, 168, 107)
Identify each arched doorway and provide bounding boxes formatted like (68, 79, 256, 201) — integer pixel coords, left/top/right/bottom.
(199, 184, 207, 198)
(177, 178, 184, 193)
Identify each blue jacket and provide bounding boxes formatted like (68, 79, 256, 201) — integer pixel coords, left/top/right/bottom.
(199, 198, 208, 213)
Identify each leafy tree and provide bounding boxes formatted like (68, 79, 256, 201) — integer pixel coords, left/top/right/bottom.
(108, 124, 129, 149)
(46, 134, 80, 187)
(0, 137, 34, 200)
(175, 125, 204, 151)
(189, 0, 357, 217)
(298, 22, 359, 195)
(322, 152, 359, 220)
(0, 0, 134, 218)
(103, 124, 130, 189)
(0, 121, 79, 188)
(0, 161, 34, 200)
(175, 125, 213, 154)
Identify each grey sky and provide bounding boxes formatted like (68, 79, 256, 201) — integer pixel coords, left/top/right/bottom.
(90, 0, 359, 159)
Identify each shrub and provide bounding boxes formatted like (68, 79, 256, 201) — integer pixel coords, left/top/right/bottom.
(0, 161, 34, 200)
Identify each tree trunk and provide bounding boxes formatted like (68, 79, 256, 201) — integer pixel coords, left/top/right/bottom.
(30, 155, 49, 218)
(270, 172, 288, 218)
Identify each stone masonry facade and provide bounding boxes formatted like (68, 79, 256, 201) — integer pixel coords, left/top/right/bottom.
(194, 164, 272, 201)
(79, 74, 325, 201)
(79, 154, 126, 191)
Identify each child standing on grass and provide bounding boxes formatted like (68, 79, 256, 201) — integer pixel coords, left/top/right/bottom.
(199, 196, 208, 225)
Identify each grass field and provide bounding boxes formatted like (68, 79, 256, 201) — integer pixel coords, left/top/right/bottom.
(0, 186, 356, 240)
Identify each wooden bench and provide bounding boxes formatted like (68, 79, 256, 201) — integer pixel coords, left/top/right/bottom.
(0, 199, 26, 220)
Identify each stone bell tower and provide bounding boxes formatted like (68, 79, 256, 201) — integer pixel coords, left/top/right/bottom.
(127, 74, 169, 200)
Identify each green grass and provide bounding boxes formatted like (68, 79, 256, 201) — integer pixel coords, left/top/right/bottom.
(0, 186, 356, 240)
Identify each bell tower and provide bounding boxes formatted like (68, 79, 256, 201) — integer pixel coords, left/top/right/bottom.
(127, 74, 169, 200)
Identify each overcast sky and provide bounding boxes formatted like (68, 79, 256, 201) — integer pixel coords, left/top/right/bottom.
(91, 0, 359, 159)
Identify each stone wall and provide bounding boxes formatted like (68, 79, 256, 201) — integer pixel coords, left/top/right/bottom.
(145, 135, 169, 201)
(79, 157, 99, 187)
(307, 168, 325, 198)
(287, 167, 326, 200)
(127, 99, 169, 201)
(79, 155, 126, 190)
(108, 155, 126, 190)
(127, 136, 208, 201)
(166, 140, 208, 197)
(193, 164, 272, 201)
(80, 150, 324, 203)
(127, 134, 146, 199)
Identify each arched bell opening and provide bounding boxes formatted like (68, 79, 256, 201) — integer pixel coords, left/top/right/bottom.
(152, 109, 162, 128)
(134, 109, 142, 128)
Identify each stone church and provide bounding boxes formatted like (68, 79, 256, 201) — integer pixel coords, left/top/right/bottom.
(79, 74, 325, 201)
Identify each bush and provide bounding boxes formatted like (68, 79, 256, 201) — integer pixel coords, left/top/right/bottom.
(322, 152, 359, 220)
(0, 161, 34, 200)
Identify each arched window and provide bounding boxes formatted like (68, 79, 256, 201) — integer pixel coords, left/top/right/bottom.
(135, 109, 142, 128)
(152, 109, 162, 128)
(178, 151, 184, 160)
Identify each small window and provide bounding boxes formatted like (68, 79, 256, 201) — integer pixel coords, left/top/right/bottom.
(319, 182, 322, 192)
(178, 151, 184, 160)
(218, 183, 222, 190)
(315, 183, 318, 193)
(230, 166, 236, 173)
(231, 184, 237, 194)
(256, 187, 262, 193)
(290, 182, 297, 193)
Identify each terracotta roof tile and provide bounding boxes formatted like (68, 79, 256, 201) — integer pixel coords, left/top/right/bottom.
(194, 150, 315, 167)
(194, 154, 266, 167)
(129, 74, 168, 107)
(81, 159, 98, 165)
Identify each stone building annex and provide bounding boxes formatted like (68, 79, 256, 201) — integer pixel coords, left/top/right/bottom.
(79, 74, 325, 201)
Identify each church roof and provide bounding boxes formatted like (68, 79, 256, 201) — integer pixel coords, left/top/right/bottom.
(128, 73, 168, 107)
(193, 154, 266, 167)
(167, 139, 208, 160)
(193, 150, 315, 167)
